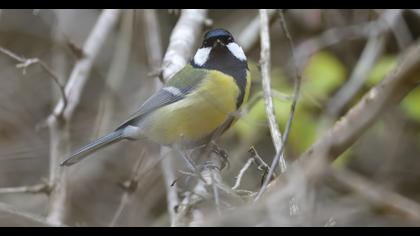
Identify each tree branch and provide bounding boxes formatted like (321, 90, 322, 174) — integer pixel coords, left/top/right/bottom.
(298, 40, 420, 168)
(256, 9, 303, 201)
(160, 9, 208, 81)
(0, 47, 67, 117)
(326, 9, 402, 117)
(257, 9, 287, 175)
(0, 202, 57, 227)
(328, 167, 420, 221)
(46, 9, 121, 226)
(0, 183, 49, 195)
(237, 9, 278, 52)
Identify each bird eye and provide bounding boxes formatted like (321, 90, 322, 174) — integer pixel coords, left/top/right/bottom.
(228, 37, 233, 42)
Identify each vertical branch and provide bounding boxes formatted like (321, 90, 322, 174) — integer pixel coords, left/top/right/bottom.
(254, 9, 286, 201)
(93, 9, 134, 138)
(257, 9, 287, 174)
(46, 9, 121, 226)
(255, 9, 302, 201)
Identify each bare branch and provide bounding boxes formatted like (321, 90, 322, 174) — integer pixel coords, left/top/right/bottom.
(46, 9, 121, 226)
(160, 148, 180, 225)
(161, 9, 208, 81)
(48, 10, 121, 123)
(375, 9, 412, 49)
(264, 38, 420, 201)
(298, 40, 420, 168)
(143, 9, 164, 89)
(232, 147, 272, 191)
(257, 9, 287, 176)
(327, 33, 385, 117)
(109, 151, 145, 226)
(93, 9, 134, 138)
(0, 47, 67, 117)
(328, 167, 420, 221)
(256, 9, 303, 201)
(0, 202, 56, 227)
(232, 157, 254, 190)
(0, 183, 49, 195)
(327, 9, 403, 117)
(237, 9, 278, 52)
(295, 9, 409, 71)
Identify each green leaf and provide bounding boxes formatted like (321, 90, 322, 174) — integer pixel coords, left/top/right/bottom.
(287, 107, 317, 153)
(401, 87, 420, 122)
(333, 148, 353, 167)
(366, 55, 397, 87)
(302, 51, 347, 103)
(234, 99, 268, 142)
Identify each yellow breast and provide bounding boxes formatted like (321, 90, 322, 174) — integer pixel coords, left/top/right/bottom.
(142, 70, 240, 146)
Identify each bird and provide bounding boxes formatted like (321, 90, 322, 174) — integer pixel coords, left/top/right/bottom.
(61, 28, 251, 167)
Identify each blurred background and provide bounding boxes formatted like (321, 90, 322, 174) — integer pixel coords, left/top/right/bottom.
(1, 9, 420, 226)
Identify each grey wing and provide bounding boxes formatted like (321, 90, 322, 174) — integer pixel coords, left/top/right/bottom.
(115, 86, 191, 130)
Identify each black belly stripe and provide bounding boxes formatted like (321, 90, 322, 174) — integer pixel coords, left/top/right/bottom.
(191, 46, 248, 108)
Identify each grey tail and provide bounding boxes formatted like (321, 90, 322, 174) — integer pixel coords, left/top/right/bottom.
(60, 130, 125, 167)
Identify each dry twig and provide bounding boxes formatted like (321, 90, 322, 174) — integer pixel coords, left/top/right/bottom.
(256, 9, 302, 201)
(0, 202, 56, 227)
(46, 9, 121, 226)
(0, 47, 67, 117)
(257, 9, 287, 177)
(328, 167, 420, 221)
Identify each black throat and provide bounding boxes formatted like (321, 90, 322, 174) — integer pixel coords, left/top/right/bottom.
(191, 46, 248, 108)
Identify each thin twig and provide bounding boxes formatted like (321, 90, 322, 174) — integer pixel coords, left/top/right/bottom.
(255, 9, 302, 201)
(232, 147, 273, 191)
(92, 9, 134, 138)
(46, 9, 121, 226)
(257, 9, 287, 175)
(327, 33, 385, 117)
(211, 171, 222, 215)
(298, 40, 420, 166)
(109, 192, 130, 227)
(109, 151, 145, 227)
(295, 9, 407, 72)
(232, 158, 254, 190)
(328, 167, 420, 221)
(374, 9, 412, 50)
(266, 12, 420, 198)
(0, 183, 49, 195)
(237, 9, 279, 52)
(327, 9, 403, 117)
(0, 202, 57, 227)
(0, 47, 67, 117)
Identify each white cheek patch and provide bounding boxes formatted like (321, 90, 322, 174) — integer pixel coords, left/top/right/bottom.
(227, 42, 247, 61)
(163, 86, 184, 97)
(193, 47, 211, 66)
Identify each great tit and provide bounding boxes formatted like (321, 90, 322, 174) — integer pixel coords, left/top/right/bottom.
(61, 28, 251, 166)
